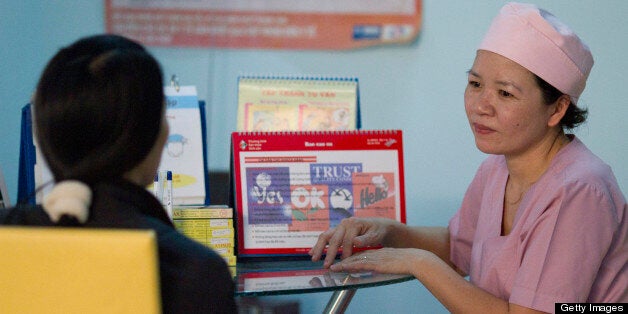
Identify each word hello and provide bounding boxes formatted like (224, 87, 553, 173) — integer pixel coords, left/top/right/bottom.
(360, 186, 387, 208)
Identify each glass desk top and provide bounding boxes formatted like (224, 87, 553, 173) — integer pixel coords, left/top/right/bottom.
(234, 259, 414, 297)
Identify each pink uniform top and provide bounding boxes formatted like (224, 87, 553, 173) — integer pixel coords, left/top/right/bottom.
(449, 137, 627, 312)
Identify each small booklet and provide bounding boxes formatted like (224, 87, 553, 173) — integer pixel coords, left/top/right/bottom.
(236, 76, 360, 132)
(231, 130, 406, 257)
(159, 86, 210, 205)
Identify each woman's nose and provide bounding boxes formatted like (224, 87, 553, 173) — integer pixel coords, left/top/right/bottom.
(474, 90, 495, 115)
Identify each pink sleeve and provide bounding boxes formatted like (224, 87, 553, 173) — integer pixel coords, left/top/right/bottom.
(449, 159, 491, 275)
(510, 181, 618, 309)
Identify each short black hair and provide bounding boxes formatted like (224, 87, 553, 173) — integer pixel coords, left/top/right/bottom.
(34, 34, 164, 184)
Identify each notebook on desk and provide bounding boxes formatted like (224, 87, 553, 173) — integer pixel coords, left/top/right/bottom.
(0, 227, 161, 314)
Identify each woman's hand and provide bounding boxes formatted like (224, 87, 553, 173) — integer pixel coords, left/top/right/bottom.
(329, 248, 428, 276)
(308, 217, 400, 268)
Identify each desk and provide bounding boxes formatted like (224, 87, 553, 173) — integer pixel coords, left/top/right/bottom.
(235, 260, 414, 313)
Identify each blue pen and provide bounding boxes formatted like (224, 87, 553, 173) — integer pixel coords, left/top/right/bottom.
(165, 171, 173, 219)
(153, 173, 162, 201)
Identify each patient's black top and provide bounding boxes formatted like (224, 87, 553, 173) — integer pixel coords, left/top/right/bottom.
(1, 179, 237, 314)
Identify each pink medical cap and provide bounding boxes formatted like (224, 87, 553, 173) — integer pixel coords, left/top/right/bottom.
(478, 2, 594, 104)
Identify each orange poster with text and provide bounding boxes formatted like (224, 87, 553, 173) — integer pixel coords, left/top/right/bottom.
(105, 0, 422, 50)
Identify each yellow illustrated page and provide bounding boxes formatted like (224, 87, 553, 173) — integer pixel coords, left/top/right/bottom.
(237, 78, 358, 131)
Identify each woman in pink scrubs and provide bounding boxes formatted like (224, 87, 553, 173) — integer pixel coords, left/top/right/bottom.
(309, 3, 627, 313)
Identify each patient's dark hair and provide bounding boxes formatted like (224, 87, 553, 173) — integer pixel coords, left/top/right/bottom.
(34, 34, 164, 184)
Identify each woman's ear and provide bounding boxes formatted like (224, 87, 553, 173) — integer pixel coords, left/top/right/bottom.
(548, 94, 571, 127)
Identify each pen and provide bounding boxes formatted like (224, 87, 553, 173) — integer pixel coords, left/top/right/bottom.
(165, 170, 173, 219)
(153, 173, 162, 202)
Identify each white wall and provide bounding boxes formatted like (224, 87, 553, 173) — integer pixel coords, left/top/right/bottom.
(1, 1, 626, 313)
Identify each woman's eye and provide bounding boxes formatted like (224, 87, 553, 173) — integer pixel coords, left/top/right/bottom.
(499, 90, 513, 97)
(468, 81, 481, 88)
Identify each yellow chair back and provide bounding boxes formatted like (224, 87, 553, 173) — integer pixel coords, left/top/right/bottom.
(0, 227, 161, 314)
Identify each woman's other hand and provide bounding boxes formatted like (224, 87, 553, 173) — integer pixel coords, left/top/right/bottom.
(329, 248, 427, 276)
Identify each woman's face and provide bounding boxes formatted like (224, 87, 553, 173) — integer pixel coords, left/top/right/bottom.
(464, 50, 559, 157)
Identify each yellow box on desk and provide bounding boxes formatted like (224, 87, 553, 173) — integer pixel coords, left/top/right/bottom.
(172, 206, 233, 219)
(205, 237, 235, 249)
(208, 228, 234, 238)
(178, 231, 234, 245)
(223, 255, 237, 266)
(177, 227, 234, 239)
(214, 247, 235, 256)
(179, 231, 207, 242)
(174, 223, 234, 234)
(228, 266, 237, 278)
(173, 219, 233, 229)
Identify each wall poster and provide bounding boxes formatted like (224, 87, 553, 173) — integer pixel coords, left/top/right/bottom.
(105, 0, 422, 50)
